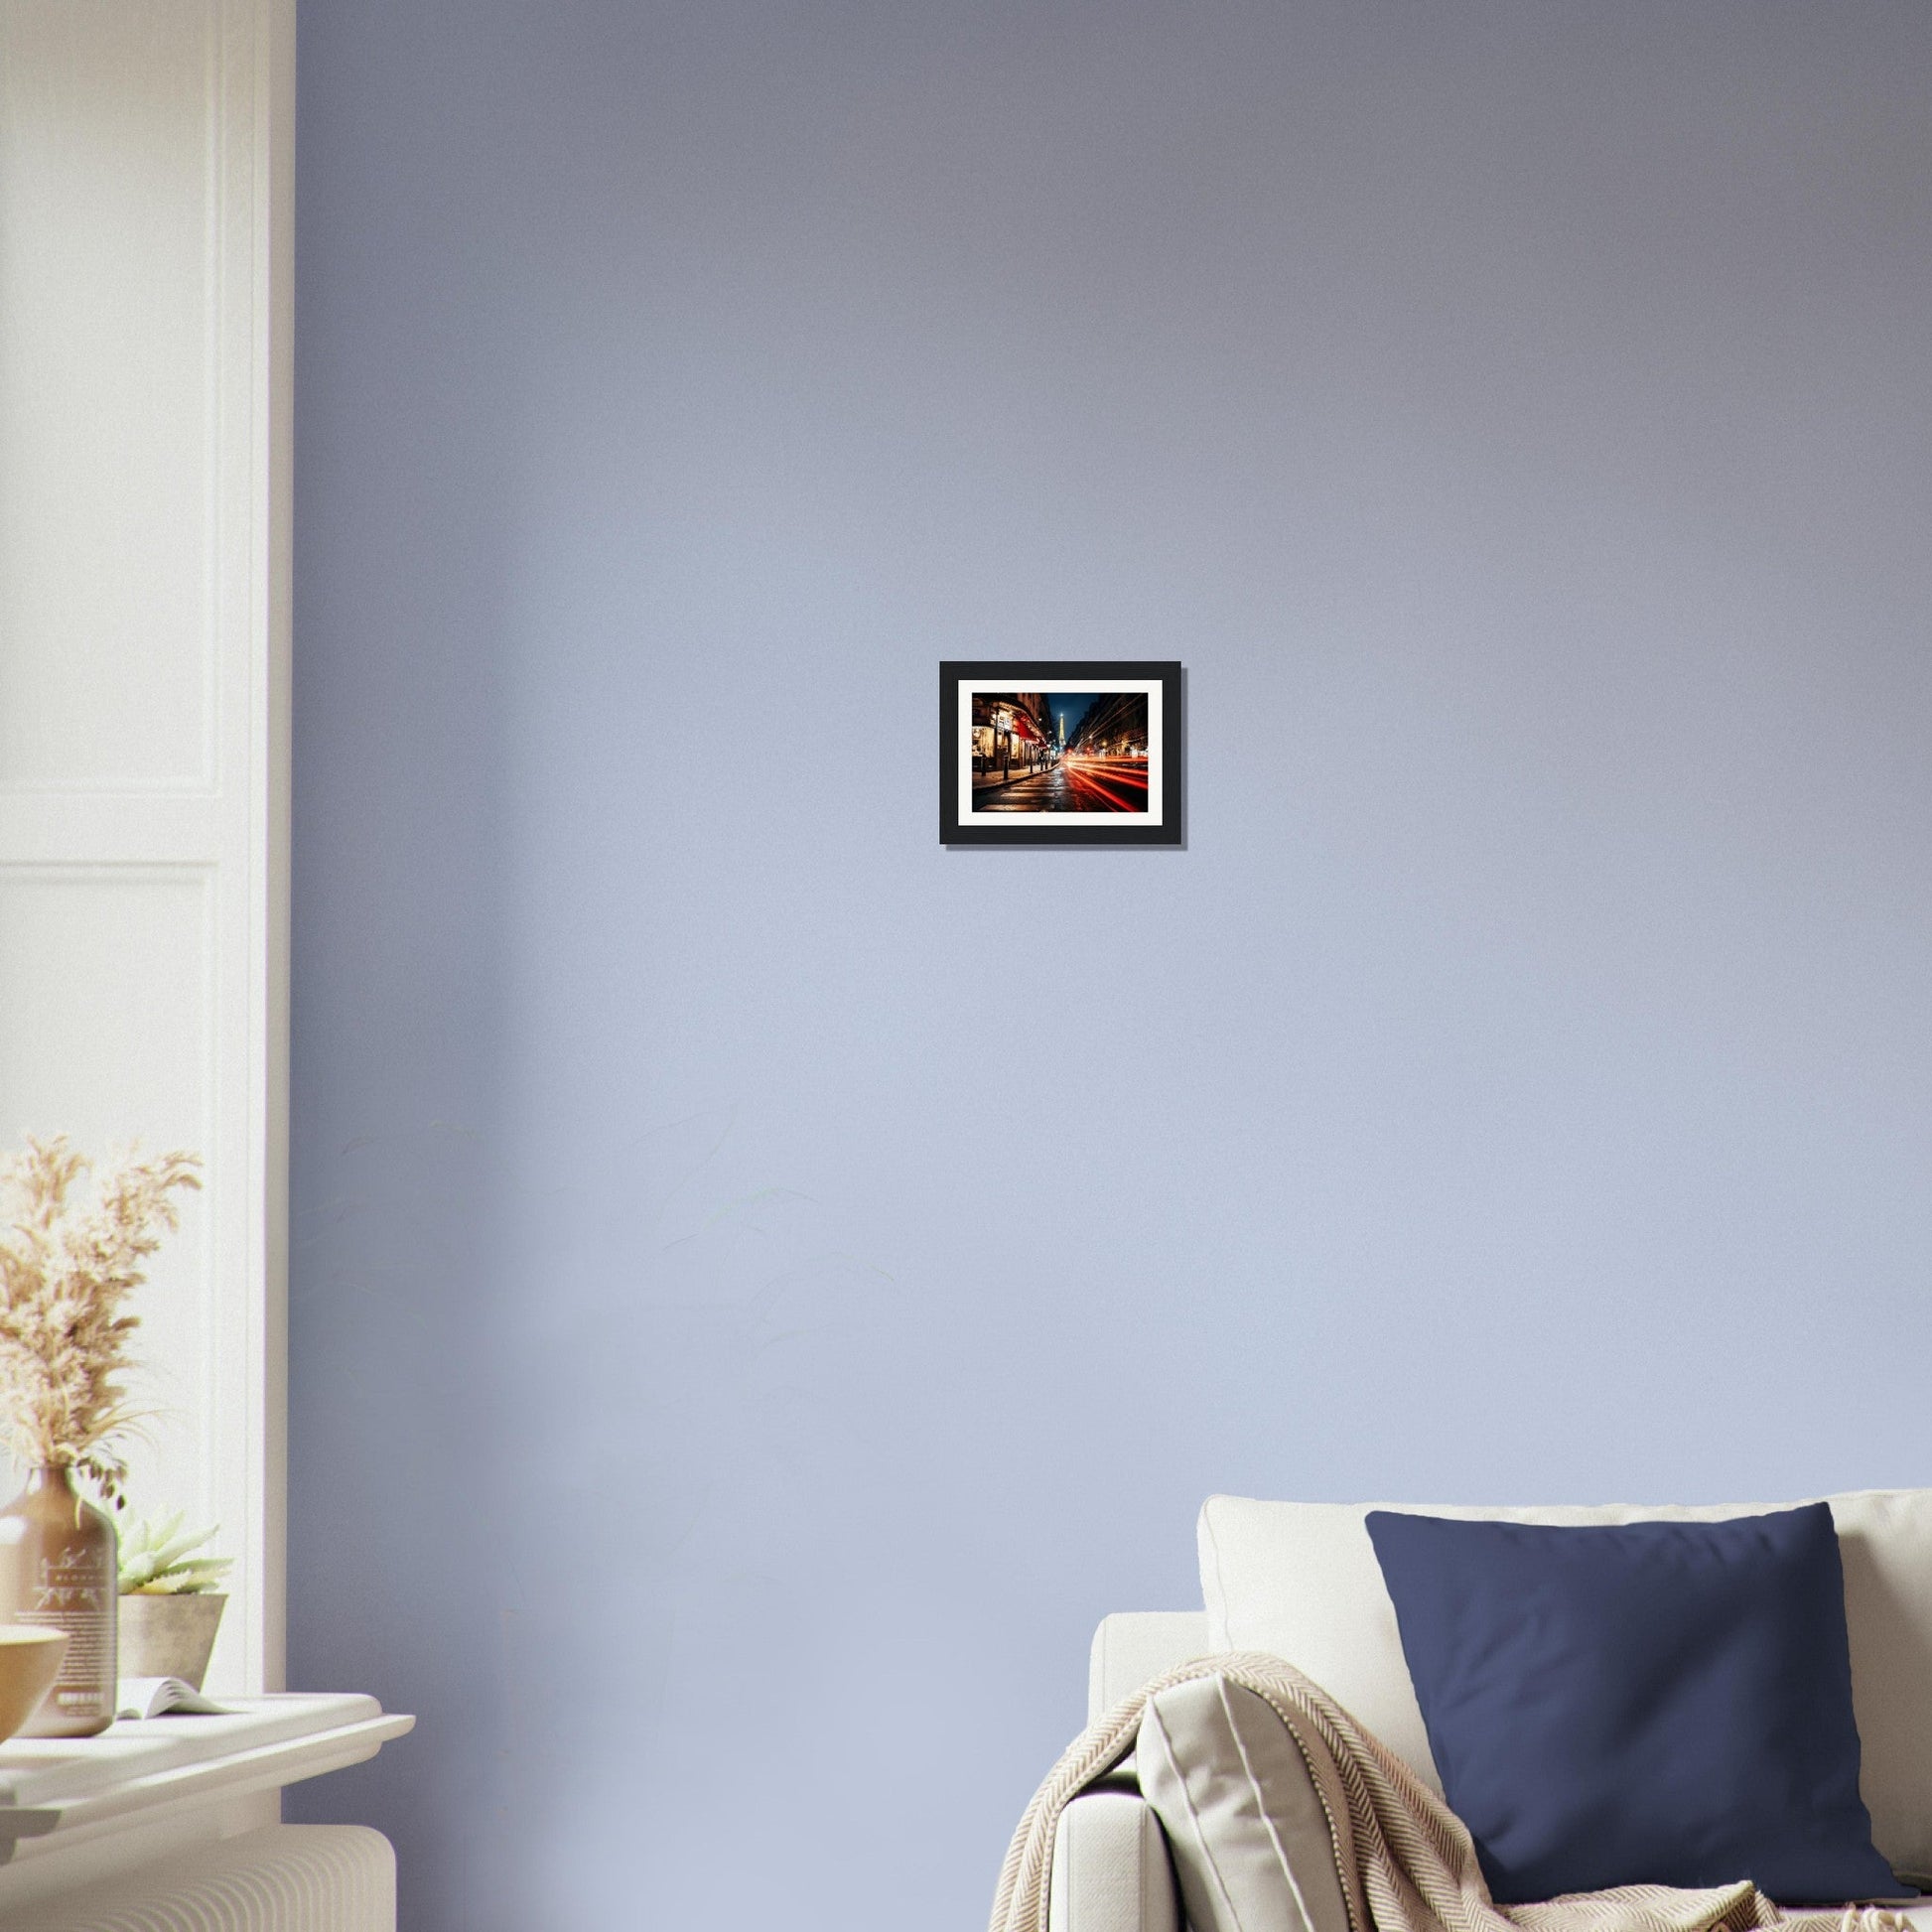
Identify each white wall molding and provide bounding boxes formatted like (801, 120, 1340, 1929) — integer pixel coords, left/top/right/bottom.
(0, 0, 294, 1695)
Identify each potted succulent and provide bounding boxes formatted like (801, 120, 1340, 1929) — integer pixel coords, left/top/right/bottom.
(117, 1514, 231, 1690)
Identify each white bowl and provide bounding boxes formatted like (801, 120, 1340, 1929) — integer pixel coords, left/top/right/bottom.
(0, 1627, 69, 1740)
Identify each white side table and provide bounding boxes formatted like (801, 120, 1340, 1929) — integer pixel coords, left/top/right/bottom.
(0, 1695, 413, 1928)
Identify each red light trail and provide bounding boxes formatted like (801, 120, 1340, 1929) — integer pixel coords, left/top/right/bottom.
(1058, 757, 1149, 812)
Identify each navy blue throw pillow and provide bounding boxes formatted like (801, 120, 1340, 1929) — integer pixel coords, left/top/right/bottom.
(1364, 1504, 1901, 1905)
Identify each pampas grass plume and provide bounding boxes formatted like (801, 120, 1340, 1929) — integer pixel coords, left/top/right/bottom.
(0, 1135, 202, 1504)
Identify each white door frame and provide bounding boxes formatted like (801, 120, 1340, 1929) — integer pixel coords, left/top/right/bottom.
(0, 0, 295, 1695)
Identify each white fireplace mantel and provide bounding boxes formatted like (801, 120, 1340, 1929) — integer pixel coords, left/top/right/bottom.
(0, 1698, 412, 1925)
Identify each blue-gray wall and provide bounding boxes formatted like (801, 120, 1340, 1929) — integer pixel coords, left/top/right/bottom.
(289, 6, 1932, 1927)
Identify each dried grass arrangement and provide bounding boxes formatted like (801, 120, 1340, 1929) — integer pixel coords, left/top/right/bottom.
(0, 1136, 201, 1503)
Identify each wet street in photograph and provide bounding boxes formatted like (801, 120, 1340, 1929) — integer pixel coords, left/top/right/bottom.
(971, 756, 1151, 813)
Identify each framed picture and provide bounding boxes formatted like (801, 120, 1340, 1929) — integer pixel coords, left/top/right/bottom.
(938, 660, 1183, 846)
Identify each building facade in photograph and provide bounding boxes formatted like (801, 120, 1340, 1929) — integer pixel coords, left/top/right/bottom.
(971, 692, 1054, 789)
(1068, 692, 1149, 759)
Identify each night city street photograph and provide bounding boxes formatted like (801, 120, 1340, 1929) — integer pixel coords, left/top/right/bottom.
(970, 691, 1149, 813)
(939, 662, 1182, 846)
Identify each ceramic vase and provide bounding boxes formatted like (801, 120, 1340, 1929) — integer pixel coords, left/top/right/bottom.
(0, 1465, 118, 1735)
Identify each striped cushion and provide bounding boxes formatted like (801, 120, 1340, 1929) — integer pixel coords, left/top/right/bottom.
(1137, 1674, 1351, 1932)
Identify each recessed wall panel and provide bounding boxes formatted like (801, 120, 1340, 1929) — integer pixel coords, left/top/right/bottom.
(0, 1, 215, 788)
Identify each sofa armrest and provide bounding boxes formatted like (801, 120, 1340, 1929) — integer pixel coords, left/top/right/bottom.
(1048, 1788, 1179, 1932)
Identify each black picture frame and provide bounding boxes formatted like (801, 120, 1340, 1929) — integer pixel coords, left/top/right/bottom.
(938, 660, 1183, 846)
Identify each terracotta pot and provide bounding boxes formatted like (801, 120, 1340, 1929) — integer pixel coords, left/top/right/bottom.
(118, 1591, 226, 1690)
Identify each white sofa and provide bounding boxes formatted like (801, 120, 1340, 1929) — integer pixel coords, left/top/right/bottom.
(1048, 1493, 1932, 1932)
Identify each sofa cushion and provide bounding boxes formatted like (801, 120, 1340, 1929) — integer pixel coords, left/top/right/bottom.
(1136, 1674, 1352, 1932)
(1090, 1611, 1213, 1724)
(1365, 1503, 1897, 1903)
(1199, 1490, 1932, 1880)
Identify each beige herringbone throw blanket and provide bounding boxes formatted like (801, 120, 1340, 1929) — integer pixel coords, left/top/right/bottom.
(990, 1653, 1909, 1932)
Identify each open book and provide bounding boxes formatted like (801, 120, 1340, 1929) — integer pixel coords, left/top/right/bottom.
(115, 1677, 230, 1721)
